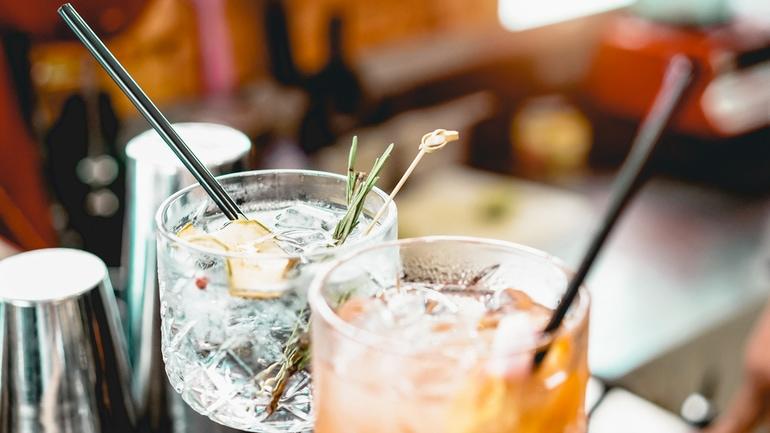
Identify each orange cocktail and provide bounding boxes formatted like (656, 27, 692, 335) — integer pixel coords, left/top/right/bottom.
(309, 236, 590, 433)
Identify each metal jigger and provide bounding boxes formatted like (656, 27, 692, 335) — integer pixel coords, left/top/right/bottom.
(121, 122, 250, 432)
(0, 249, 134, 433)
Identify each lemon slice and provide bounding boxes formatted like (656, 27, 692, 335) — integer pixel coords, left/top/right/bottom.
(227, 256, 298, 299)
(212, 219, 276, 251)
(176, 222, 204, 239)
(182, 234, 230, 252)
(217, 220, 298, 299)
(176, 222, 229, 253)
(176, 220, 298, 299)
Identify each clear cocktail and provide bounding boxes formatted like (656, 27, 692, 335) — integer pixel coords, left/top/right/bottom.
(155, 170, 397, 432)
(310, 236, 589, 433)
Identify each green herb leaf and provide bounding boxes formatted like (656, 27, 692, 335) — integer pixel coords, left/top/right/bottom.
(333, 141, 394, 245)
(346, 136, 358, 204)
(267, 307, 310, 415)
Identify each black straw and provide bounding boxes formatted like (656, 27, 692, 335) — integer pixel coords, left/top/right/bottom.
(534, 55, 695, 367)
(58, 3, 244, 221)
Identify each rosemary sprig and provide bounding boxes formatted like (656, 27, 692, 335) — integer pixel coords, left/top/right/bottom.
(266, 138, 392, 413)
(346, 136, 358, 205)
(267, 307, 310, 414)
(267, 133, 443, 414)
(333, 137, 394, 245)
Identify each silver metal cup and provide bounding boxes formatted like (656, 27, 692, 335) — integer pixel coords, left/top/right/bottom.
(0, 248, 134, 433)
(120, 122, 250, 432)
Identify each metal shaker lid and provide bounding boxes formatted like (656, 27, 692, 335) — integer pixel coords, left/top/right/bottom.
(125, 122, 250, 169)
(0, 248, 107, 305)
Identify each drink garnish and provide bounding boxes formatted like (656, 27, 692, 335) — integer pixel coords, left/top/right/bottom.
(331, 136, 394, 245)
(194, 275, 208, 290)
(177, 220, 298, 299)
(178, 130, 458, 415)
(176, 221, 203, 238)
(268, 136, 394, 413)
(266, 307, 310, 414)
(272, 131, 454, 413)
(364, 129, 459, 234)
(216, 220, 299, 298)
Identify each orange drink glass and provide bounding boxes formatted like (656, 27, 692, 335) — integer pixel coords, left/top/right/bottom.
(309, 236, 590, 433)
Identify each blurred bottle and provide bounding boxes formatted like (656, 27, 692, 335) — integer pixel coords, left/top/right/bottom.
(299, 12, 364, 153)
(264, 0, 302, 86)
(191, 0, 236, 95)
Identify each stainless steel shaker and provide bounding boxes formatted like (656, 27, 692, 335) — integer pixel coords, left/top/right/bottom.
(0, 248, 134, 433)
(120, 122, 250, 432)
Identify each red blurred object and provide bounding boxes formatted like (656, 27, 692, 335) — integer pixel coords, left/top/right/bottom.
(0, 0, 148, 250)
(0, 0, 147, 39)
(585, 14, 770, 138)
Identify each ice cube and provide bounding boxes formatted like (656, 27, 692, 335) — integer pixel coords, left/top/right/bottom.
(349, 299, 395, 333)
(189, 219, 298, 299)
(213, 220, 275, 251)
(183, 290, 228, 346)
(340, 285, 486, 348)
(480, 288, 552, 332)
(447, 294, 487, 323)
(486, 313, 537, 378)
(274, 229, 332, 253)
(189, 201, 211, 227)
(382, 289, 427, 327)
(274, 203, 337, 231)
